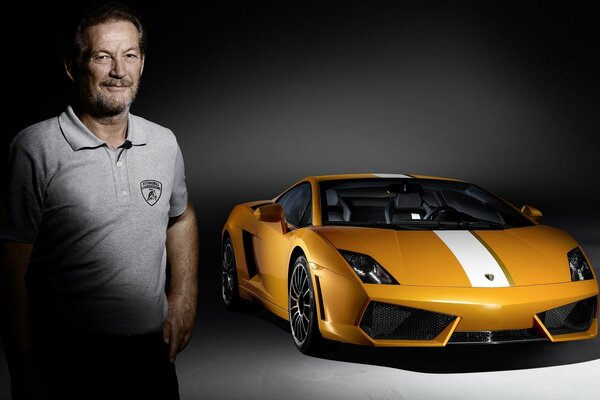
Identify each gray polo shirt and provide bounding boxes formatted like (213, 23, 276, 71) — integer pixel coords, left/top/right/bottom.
(0, 106, 188, 335)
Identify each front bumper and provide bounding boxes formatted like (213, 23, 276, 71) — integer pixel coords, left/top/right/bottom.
(313, 267, 598, 346)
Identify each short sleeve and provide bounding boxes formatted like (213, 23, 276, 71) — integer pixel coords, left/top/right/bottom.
(168, 144, 188, 218)
(0, 140, 45, 243)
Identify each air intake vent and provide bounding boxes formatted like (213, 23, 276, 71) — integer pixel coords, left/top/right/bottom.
(537, 296, 597, 335)
(360, 301, 455, 341)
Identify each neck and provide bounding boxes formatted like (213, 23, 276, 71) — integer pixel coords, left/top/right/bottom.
(76, 109, 130, 149)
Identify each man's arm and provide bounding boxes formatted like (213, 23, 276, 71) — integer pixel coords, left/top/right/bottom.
(163, 202, 199, 363)
(0, 241, 38, 399)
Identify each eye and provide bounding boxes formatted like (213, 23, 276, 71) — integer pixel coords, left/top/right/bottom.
(124, 53, 140, 62)
(92, 55, 112, 64)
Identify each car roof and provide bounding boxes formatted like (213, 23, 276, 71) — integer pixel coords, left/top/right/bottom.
(308, 173, 464, 183)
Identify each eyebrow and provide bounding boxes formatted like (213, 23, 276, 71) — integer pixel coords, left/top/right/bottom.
(91, 46, 141, 55)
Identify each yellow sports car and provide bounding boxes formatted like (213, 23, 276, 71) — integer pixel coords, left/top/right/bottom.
(220, 174, 598, 353)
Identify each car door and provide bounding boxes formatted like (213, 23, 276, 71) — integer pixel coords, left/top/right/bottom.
(253, 183, 312, 309)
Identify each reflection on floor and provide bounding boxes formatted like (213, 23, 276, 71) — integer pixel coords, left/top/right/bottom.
(177, 306, 600, 400)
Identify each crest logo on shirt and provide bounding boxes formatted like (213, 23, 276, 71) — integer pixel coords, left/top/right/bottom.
(140, 180, 162, 206)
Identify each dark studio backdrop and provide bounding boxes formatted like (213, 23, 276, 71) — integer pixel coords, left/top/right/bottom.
(4, 0, 599, 298)
(2, 1, 600, 398)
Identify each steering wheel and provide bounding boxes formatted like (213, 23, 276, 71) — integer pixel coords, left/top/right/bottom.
(425, 206, 458, 220)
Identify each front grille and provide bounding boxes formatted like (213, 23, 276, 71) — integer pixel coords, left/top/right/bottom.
(537, 296, 597, 335)
(359, 301, 456, 341)
(449, 329, 546, 344)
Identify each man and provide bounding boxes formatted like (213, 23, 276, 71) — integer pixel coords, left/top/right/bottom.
(0, 3, 198, 399)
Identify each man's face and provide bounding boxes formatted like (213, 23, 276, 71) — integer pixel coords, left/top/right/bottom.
(78, 20, 144, 116)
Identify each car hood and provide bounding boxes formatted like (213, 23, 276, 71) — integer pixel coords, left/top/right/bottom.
(313, 225, 578, 287)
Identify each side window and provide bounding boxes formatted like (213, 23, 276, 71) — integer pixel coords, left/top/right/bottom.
(276, 183, 312, 227)
(300, 200, 312, 226)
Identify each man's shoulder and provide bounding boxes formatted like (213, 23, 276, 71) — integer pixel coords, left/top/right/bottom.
(130, 114, 176, 143)
(11, 115, 61, 151)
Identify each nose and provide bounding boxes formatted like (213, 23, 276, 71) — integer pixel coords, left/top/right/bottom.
(109, 57, 126, 79)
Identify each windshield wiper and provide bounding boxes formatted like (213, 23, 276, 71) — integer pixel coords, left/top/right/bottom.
(359, 222, 423, 230)
(457, 220, 510, 229)
(404, 220, 510, 230)
(326, 220, 509, 230)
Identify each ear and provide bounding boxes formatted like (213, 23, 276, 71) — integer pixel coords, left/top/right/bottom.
(64, 57, 76, 82)
(140, 54, 145, 76)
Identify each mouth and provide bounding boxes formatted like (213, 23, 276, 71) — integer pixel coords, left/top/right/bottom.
(103, 85, 131, 92)
(102, 79, 133, 88)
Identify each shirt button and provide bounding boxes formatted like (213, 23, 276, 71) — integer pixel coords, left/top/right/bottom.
(116, 161, 122, 167)
(122, 191, 128, 197)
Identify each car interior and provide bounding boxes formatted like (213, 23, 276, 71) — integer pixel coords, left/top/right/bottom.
(322, 181, 493, 225)
(325, 186, 436, 224)
(326, 189, 352, 222)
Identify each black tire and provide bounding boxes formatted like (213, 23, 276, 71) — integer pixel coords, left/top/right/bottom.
(221, 237, 243, 310)
(288, 255, 337, 354)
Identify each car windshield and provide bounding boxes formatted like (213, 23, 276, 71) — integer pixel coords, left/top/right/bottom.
(320, 178, 533, 230)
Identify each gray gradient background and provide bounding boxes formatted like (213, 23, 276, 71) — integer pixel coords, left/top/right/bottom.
(2, 1, 599, 399)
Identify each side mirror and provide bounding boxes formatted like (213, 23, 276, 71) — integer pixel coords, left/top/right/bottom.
(521, 205, 543, 220)
(254, 203, 284, 222)
(254, 203, 288, 233)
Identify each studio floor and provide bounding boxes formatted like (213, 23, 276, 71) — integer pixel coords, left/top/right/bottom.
(1, 238, 599, 400)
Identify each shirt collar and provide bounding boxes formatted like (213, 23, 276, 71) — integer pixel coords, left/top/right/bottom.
(59, 105, 147, 151)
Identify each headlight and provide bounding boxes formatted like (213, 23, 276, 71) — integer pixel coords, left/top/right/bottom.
(339, 250, 398, 284)
(568, 248, 594, 281)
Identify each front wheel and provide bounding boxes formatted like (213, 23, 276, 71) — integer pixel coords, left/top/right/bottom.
(289, 255, 334, 354)
(221, 237, 243, 310)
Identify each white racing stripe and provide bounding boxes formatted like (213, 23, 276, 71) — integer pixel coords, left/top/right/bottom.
(434, 230, 510, 287)
(373, 173, 412, 178)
